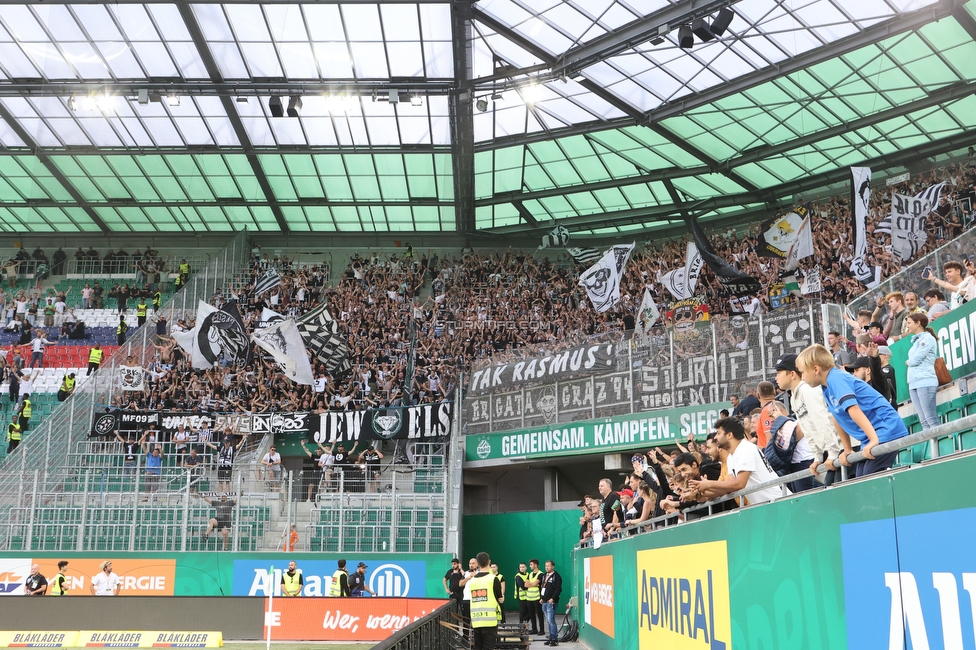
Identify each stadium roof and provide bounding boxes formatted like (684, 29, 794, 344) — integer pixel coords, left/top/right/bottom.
(0, 0, 973, 237)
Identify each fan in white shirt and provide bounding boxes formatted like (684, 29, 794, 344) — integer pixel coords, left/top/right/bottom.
(690, 416, 789, 506)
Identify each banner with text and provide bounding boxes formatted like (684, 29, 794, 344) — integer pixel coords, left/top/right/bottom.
(91, 403, 452, 442)
(464, 403, 725, 463)
(468, 343, 620, 394)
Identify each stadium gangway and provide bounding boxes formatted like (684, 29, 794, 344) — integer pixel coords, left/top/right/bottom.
(583, 412, 976, 546)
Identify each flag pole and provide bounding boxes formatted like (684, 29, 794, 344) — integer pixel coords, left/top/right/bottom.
(266, 564, 274, 650)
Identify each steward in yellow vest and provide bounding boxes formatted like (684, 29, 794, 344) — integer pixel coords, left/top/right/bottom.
(136, 300, 148, 326)
(58, 373, 76, 402)
(468, 553, 502, 648)
(524, 560, 544, 635)
(18, 394, 31, 432)
(281, 562, 303, 597)
(329, 560, 349, 597)
(88, 345, 103, 376)
(50, 561, 69, 595)
(7, 417, 22, 454)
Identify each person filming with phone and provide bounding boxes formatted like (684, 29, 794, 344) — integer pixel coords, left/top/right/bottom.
(924, 260, 976, 314)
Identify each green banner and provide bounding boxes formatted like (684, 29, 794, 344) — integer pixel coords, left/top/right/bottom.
(889, 297, 976, 403)
(465, 402, 727, 462)
(575, 451, 976, 650)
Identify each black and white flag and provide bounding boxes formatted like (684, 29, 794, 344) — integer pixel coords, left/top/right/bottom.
(578, 243, 635, 312)
(875, 182, 945, 238)
(252, 318, 314, 385)
(296, 303, 352, 375)
(759, 204, 810, 259)
(915, 181, 947, 210)
(254, 268, 281, 296)
(801, 267, 822, 295)
(567, 247, 602, 265)
(890, 192, 931, 262)
(849, 166, 874, 283)
(539, 225, 570, 250)
(659, 242, 703, 301)
(172, 300, 253, 370)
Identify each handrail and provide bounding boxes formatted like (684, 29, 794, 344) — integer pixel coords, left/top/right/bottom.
(370, 600, 456, 650)
(582, 412, 976, 547)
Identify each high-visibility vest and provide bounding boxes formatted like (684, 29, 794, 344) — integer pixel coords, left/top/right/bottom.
(152, 292, 162, 308)
(282, 570, 302, 596)
(524, 570, 542, 601)
(50, 572, 66, 595)
(89, 348, 103, 364)
(20, 399, 31, 419)
(61, 376, 75, 393)
(515, 572, 528, 600)
(7, 423, 22, 441)
(136, 302, 147, 317)
(329, 570, 346, 597)
(117, 322, 127, 335)
(468, 573, 500, 629)
(179, 263, 189, 275)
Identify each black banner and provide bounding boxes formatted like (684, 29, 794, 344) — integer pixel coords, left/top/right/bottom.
(91, 403, 454, 442)
(91, 411, 160, 436)
(467, 342, 619, 394)
(313, 402, 453, 444)
(688, 217, 761, 296)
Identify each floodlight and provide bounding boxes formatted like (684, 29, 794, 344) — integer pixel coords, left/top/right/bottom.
(411, 95, 423, 107)
(68, 96, 78, 111)
(269, 96, 284, 117)
(476, 98, 488, 113)
(711, 8, 734, 37)
(287, 95, 302, 117)
(166, 95, 180, 107)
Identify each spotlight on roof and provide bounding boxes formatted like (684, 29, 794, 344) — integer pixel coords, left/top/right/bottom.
(68, 96, 78, 112)
(235, 96, 248, 103)
(269, 96, 284, 117)
(165, 94, 180, 107)
(410, 95, 423, 107)
(491, 92, 503, 101)
(711, 8, 734, 37)
(691, 17, 715, 42)
(287, 95, 302, 117)
(678, 24, 694, 49)
(476, 98, 488, 113)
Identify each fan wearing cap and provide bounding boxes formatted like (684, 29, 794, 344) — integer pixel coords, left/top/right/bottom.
(795, 344, 909, 476)
(772, 353, 843, 481)
(846, 339, 893, 405)
(348, 562, 375, 597)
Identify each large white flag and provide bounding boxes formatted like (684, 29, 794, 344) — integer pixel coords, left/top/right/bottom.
(171, 300, 252, 370)
(783, 214, 814, 272)
(578, 243, 635, 312)
(119, 365, 145, 392)
(252, 318, 314, 385)
(636, 288, 661, 342)
(850, 167, 874, 283)
(890, 193, 931, 262)
(659, 242, 703, 301)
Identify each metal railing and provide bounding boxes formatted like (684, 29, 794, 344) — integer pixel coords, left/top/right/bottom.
(371, 600, 457, 650)
(583, 412, 976, 546)
(0, 231, 250, 547)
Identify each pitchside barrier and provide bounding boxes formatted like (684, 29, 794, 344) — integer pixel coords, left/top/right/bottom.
(574, 414, 976, 650)
(0, 597, 450, 644)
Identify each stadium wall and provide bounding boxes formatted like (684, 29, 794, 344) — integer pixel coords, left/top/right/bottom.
(462, 510, 579, 613)
(574, 451, 976, 650)
(0, 552, 452, 599)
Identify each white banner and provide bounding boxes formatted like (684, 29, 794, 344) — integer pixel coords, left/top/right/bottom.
(850, 166, 874, 282)
(783, 215, 814, 272)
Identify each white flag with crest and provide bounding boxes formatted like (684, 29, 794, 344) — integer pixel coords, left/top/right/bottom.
(578, 243, 635, 312)
(636, 288, 661, 342)
(659, 242, 703, 301)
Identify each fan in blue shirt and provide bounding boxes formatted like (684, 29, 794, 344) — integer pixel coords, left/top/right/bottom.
(797, 344, 908, 477)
